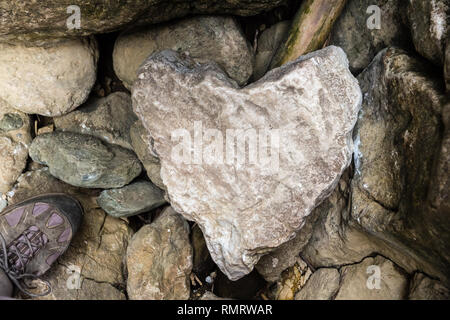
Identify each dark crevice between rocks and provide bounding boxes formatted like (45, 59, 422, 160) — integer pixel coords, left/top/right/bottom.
(236, 0, 301, 47)
(356, 185, 399, 213)
(213, 268, 267, 300)
(94, 32, 129, 98)
(127, 204, 168, 233)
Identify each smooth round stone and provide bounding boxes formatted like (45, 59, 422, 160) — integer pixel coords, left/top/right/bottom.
(29, 131, 142, 189)
(98, 180, 166, 218)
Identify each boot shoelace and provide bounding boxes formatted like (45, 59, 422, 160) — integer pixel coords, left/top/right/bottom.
(0, 228, 52, 297)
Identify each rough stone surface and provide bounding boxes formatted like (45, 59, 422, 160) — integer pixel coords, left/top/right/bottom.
(129, 120, 165, 190)
(273, 258, 312, 300)
(0, 100, 31, 193)
(0, 38, 98, 116)
(295, 268, 340, 300)
(335, 256, 408, 300)
(352, 47, 450, 282)
(29, 131, 142, 189)
(255, 206, 319, 282)
(301, 172, 379, 267)
(300, 170, 447, 282)
(54, 92, 137, 150)
(445, 42, 450, 92)
(98, 180, 166, 218)
(408, 273, 450, 300)
(132, 47, 362, 280)
(330, 0, 409, 73)
(126, 206, 193, 300)
(0, 0, 288, 45)
(407, 0, 449, 66)
(7, 168, 132, 300)
(113, 15, 253, 89)
(253, 20, 290, 81)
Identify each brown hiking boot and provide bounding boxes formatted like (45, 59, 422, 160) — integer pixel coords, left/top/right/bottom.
(0, 194, 83, 297)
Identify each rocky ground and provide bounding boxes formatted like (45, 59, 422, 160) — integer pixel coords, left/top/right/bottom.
(0, 0, 449, 300)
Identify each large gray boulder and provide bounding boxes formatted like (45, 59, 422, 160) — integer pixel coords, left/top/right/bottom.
(352, 47, 449, 282)
(0, 38, 98, 116)
(29, 131, 142, 189)
(113, 15, 254, 89)
(0, 0, 288, 45)
(132, 46, 362, 280)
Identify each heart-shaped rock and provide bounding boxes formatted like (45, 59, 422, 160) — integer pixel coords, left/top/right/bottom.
(132, 46, 362, 280)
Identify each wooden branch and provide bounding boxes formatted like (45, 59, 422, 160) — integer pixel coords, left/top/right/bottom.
(270, 0, 347, 68)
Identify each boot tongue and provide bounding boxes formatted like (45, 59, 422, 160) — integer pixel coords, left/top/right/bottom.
(6, 226, 48, 273)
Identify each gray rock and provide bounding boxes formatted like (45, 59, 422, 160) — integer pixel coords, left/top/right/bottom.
(295, 268, 340, 300)
(129, 120, 165, 190)
(0, 113, 24, 132)
(7, 168, 133, 300)
(54, 92, 137, 150)
(408, 273, 450, 300)
(352, 47, 449, 283)
(301, 169, 449, 283)
(98, 180, 166, 218)
(126, 207, 193, 300)
(407, 0, 449, 66)
(0, 100, 31, 193)
(253, 21, 291, 81)
(29, 131, 142, 189)
(255, 206, 319, 282)
(0, 38, 98, 116)
(330, 0, 408, 73)
(335, 256, 408, 300)
(132, 47, 362, 280)
(113, 15, 253, 89)
(300, 172, 382, 268)
(0, 0, 288, 45)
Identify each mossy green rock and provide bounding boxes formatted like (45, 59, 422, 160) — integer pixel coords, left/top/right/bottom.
(98, 180, 166, 218)
(0, 0, 288, 45)
(29, 131, 142, 188)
